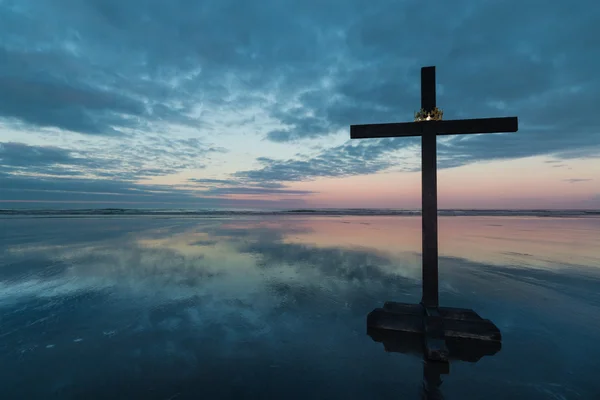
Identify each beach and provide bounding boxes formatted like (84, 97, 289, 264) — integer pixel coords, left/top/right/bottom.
(1, 214, 599, 399)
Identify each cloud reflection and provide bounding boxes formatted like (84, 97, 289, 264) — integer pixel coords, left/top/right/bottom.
(1, 215, 600, 398)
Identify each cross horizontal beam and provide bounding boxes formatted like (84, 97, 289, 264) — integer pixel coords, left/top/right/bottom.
(350, 117, 518, 139)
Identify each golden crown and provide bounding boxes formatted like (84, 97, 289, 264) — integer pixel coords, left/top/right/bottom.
(414, 107, 443, 122)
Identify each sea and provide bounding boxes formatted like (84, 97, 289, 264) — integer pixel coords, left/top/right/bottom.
(1, 209, 599, 399)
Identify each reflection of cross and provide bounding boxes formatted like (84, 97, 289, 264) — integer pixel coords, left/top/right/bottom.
(351, 66, 518, 308)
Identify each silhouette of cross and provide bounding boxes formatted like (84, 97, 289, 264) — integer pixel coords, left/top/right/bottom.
(350, 66, 518, 308)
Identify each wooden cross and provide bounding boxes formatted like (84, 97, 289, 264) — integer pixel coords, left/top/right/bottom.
(351, 66, 518, 308)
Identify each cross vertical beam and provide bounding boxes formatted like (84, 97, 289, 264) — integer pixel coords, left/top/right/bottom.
(421, 66, 438, 308)
(355, 65, 517, 363)
(350, 65, 518, 312)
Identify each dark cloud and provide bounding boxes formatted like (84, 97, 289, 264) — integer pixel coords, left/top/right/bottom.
(564, 179, 592, 184)
(204, 187, 316, 196)
(248, 0, 599, 181)
(1, 0, 598, 192)
(237, 127, 598, 183)
(0, 141, 219, 180)
(0, 142, 119, 176)
(1, 0, 595, 142)
(236, 138, 420, 182)
(186, 178, 311, 197)
(260, 0, 599, 149)
(188, 178, 241, 186)
(1, 142, 80, 167)
(187, 178, 286, 189)
(189, 239, 219, 246)
(0, 172, 189, 198)
(266, 107, 333, 143)
(0, 49, 145, 135)
(0, 0, 352, 135)
(104, 136, 225, 178)
(0, 173, 308, 209)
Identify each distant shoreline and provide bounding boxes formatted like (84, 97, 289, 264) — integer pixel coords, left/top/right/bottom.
(1, 208, 598, 218)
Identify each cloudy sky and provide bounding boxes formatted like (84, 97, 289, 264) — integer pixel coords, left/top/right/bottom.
(0, 0, 598, 209)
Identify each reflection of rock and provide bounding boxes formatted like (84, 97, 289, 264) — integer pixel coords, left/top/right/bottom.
(367, 302, 502, 356)
(367, 327, 501, 363)
(367, 302, 502, 400)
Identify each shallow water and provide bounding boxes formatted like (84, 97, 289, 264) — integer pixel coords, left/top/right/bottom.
(1, 215, 599, 399)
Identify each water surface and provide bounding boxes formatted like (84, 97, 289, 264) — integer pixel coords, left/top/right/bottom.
(1, 215, 599, 399)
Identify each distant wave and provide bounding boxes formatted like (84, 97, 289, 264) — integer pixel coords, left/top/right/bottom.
(1, 208, 598, 217)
